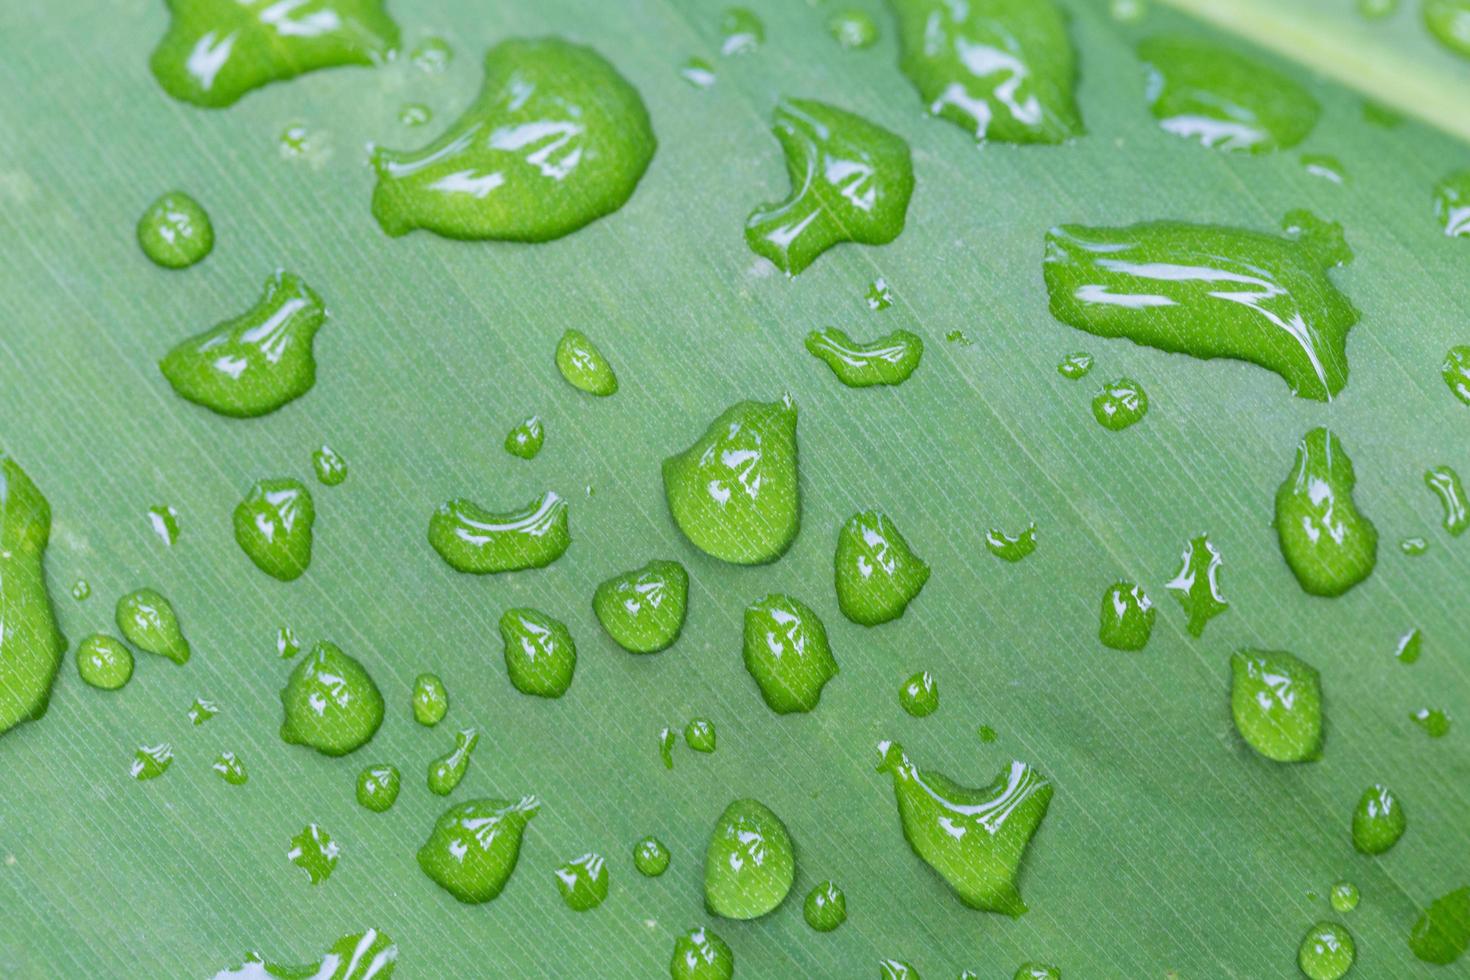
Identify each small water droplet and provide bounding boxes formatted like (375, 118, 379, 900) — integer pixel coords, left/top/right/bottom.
(1297, 921, 1355, 980)
(835, 510, 930, 626)
(1014, 964, 1061, 980)
(977, 725, 998, 743)
(1166, 534, 1228, 636)
(1110, 0, 1147, 21)
(1301, 153, 1348, 185)
(1395, 628, 1423, 664)
(500, 608, 577, 698)
(594, 560, 689, 653)
(634, 836, 671, 877)
(554, 852, 609, 911)
(312, 444, 348, 486)
(1400, 536, 1430, 556)
(130, 742, 173, 781)
(1092, 377, 1148, 430)
(866, 277, 893, 310)
(412, 673, 448, 726)
(1099, 582, 1155, 651)
(719, 8, 764, 56)
(1411, 707, 1451, 738)
(804, 880, 847, 931)
(1409, 886, 1470, 965)
(1357, 0, 1398, 17)
(1426, 0, 1470, 58)
(671, 927, 733, 980)
(742, 593, 838, 713)
(678, 57, 716, 89)
(1443, 346, 1470, 404)
(1352, 783, 1405, 855)
(212, 751, 248, 786)
(1057, 352, 1093, 379)
(428, 727, 478, 796)
(214, 929, 395, 978)
(986, 523, 1037, 562)
(945, 330, 972, 345)
(287, 824, 338, 884)
(556, 329, 619, 395)
(276, 625, 301, 659)
(410, 36, 451, 73)
(1331, 880, 1360, 913)
(398, 102, 431, 127)
(277, 123, 331, 165)
(75, 634, 133, 690)
(503, 415, 544, 460)
(188, 697, 219, 725)
(828, 9, 878, 49)
(137, 192, 213, 269)
(879, 960, 919, 980)
(704, 799, 795, 919)
(356, 764, 400, 812)
(428, 491, 570, 574)
(71, 578, 90, 601)
(899, 671, 939, 717)
(684, 718, 717, 753)
(1425, 465, 1469, 535)
(147, 504, 180, 547)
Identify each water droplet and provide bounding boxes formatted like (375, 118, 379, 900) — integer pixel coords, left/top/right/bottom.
(371, 39, 655, 241)
(829, 9, 878, 48)
(679, 57, 717, 89)
(137, 192, 213, 269)
(554, 852, 608, 911)
(664, 398, 799, 564)
(504, 416, 544, 460)
(0, 454, 63, 732)
(233, 478, 314, 580)
(1357, 0, 1398, 16)
(1014, 964, 1061, 980)
(985, 524, 1037, 562)
(1331, 880, 1360, 913)
(418, 795, 539, 903)
(684, 717, 717, 753)
(130, 742, 174, 781)
(1395, 628, 1422, 664)
(806, 328, 923, 387)
(804, 880, 847, 931)
(1302, 154, 1348, 185)
(658, 725, 676, 770)
(945, 329, 972, 345)
(978, 725, 998, 743)
(411, 672, 448, 726)
(1401, 536, 1430, 556)
(428, 490, 570, 574)
(499, 608, 577, 698)
(188, 697, 219, 725)
(1044, 212, 1356, 400)
(719, 8, 764, 56)
(356, 764, 400, 812)
(71, 578, 90, 601)
(877, 740, 1051, 916)
(1057, 352, 1093, 379)
(1411, 706, 1451, 738)
(146, 504, 180, 547)
(287, 823, 339, 884)
(212, 751, 248, 786)
(428, 727, 479, 796)
(277, 122, 331, 164)
(899, 671, 938, 717)
(1443, 346, 1470, 404)
(1298, 921, 1355, 980)
(1425, 465, 1469, 535)
(555, 329, 619, 396)
(742, 593, 838, 713)
(1230, 649, 1323, 762)
(1099, 582, 1154, 651)
(1275, 429, 1377, 596)
(1427, 0, 1470, 58)
(214, 929, 396, 979)
(704, 798, 795, 919)
(410, 35, 451, 73)
(746, 100, 913, 275)
(879, 960, 919, 980)
(160, 271, 326, 418)
(1139, 36, 1319, 152)
(593, 559, 689, 653)
(276, 625, 301, 659)
(836, 510, 930, 626)
(279, 641, 384, 756)
(75, 634, 133, 691)
(1352, 783, 1405, 855)
(671, 927, 733, 980)
(398, 102, 431, 127)
(1409, 886, 1470, 965)
(312, 444, 348, 486)
(634, 835, 671, 877)
(1092, 377, 1148, 430)
(866, 277, 893, 310)
(890, 0, 1082, 143)
(1166, 534, 1228, 636)
(149, 0, 399, 107)
(116, 588, 191, 664)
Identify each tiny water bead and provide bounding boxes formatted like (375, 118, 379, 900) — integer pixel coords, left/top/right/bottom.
(1434, 173, 1470, 238)
(703, 798, 796, 919)
(878, 740, 1051, 916)
(75, 634, 133, 690)
(1166, 534, 1228, 637)
(150, 0, 400, 107)
(978, 725, 998, 743)
(1426, 0, 1470, 58)
(312, 444, 347, 486)
(1275, 429, 1377, 596)
(1401, 536, 1430, 556)
(159, 271, 327, 418)
(71, 578, 90, 601)
(398, 102, 432, 127)
(867, 277, 893, 310)
(719, 7, 764, 56)
(1331, 881, 1360, 913)
(1298, 921, 1355, 980)
(835, 510, 930, 626)
(899, 671, 938, 717)
(671, 927, 734, 980)
(1302, 154, 1348, 185)
(0, 454, 63, 735)
(1352, 783, 1406, 855)
(556, 330, 619, 396)
(554, 853, 608, 911)
(946, 330, 972, 345)
(679, 57, 717, 89)
(371, 39, 655, 242)
(1396, 628, 1423, 665)
(428, 727, 479, 796)
(188, 698, 218, 725)
(829, 9, 879, 48)
(215, 930, 397, 980)
(634, 836, 670, 877)
(277, 625, 301, 659)
(663, 398, 799, 565)
(1057, 352, 1092, 379)
(684, 718, 717, 753)
(879, 961, 919, 980)
(746, 99, 913, 275)
(277, 122, 330, 164)
(742, 593, 838, 713)
(233, 478, 314, 581)
(137, 192, 213, 269)
(1091, 378, 1148, 430)
(1411, 707, 1451, 738)
(1443, 346, 1470, 404)
(428, 491, 570, 574)
(1229, 649, 1323, 763)
(659, 726, 676, 770)
(287, 824, 339, 885)
(410, 35, 451, 72)
(116, 588, 190, 664)
(412, 673, 448, 726)
(147, 504, 179, 546)
(1098, 582, 1154, 651)
(504, 416, 545, 460)
(1425, 465, 1469, 535)
(593, 559, 689, 653)
(130, 743, 173, 781)
(805, 328, 923, 387)
(500, 607, 577, 697)
(418, 796, 540, 903)
(357, 765, 400, 812)
(212, 751, 248, 786)
(986, 524, 1037, 562)
(804, 881, 847, 931)
(1409, 886, 1470, 965)
(888, 0, 1082, 143)
(279, 641, 384, 756)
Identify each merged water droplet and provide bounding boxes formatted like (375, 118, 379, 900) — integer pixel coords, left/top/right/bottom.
(234, 478, 314, 581)
(137, 192, 213, 269)
(1443, 346, 1470, 404)
(147, 504, 180, 547)
(212, 751, 248, 786)
(428, 491, 570, 574)
(1044, 212, 1356, 400)
(1298, 921, 1355, 980)
(1275, 429, 1377, 596)
(214, 929, 397, 980)
(703, 798, 796, 919)
(188, 697, 219, 725)
(1057, 352, 1093, 379)
(356, 764, 401, 812)
(500, 607, 576, 698)
(1099, 582, 1154, 651)
(684, 717, 717, 754)
(1426, 0, 1470, 58)
(1166, 534, 1228, 636)
(593, 559, 689, 653)
(313, 444, 348, 486)
(1331, 881, 1360, 913)
(504, 416, 545, 460)
(1411, 706, 1451, 738)
(986, 524, 1037, 562)
(76, 634, 133, 691)
(746, 99, 913, 275)
(159, 271, 326, 418)
(804, 880, 847, 932)
(371, 39, 655, 242)
(829, 9, 879, 48)
(1409, 886, 1470, 965)
(1351, 783, 1405, 855)
(412, 672, 448, 726)
(1425, 465, 1468, 535)
(878, 740, 1051, 916)
(1092, 377, 1148, 430)
(835, 510, 930, 626)
(806, 327, 923, 387)
(554, 852, 608, 911)
(418, 796, 540, 903)
(130, 742, 174, 781)
(1230, 649, 1323, 762)
(428, 727, 479, 796)
(899, 671, 938, 717)
(742, 593, 838, 713)
(0, 454, 63, 733)
(888, 0, 1082, 143)
(279, 641, 384, 756)
(671, 927, 734, 980)
(287, 823, 338, 884)
(116, 587, 191, 664)
(663, 398, 799, 564)
(634, 835, 671, 877)
(555, 329, 619, 396)
(719, 8, 764, 56)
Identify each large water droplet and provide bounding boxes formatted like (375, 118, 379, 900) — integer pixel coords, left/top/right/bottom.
(703, 798, 796, 919)
(1230, 649, 1323, 762)
(835, 510, 930, 626)
(428, 491, 570, 574)
(1409, 886, 1470, 965)
(1275, 429, 1377, 596)
(279, 641, 384, 756)
(233, 478, 314, 580)
(418, 796, 540, 903)
(593, 559, 689, 653)
(500, 607, 576, 697)
(0, 453, 63, 732)
(137, 192, 213, 269)
(742, 593, 838, 713)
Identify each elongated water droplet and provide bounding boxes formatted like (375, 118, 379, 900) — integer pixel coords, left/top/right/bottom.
(556, 329, 618, 396)
(1230, 649, 1323, 762)
(71, 578, 90, 601)
(212, 751, 248, 786)
(719, 8, 763, 56)
(1426, 0, 1470, 58)
(504, 416, 544, 460)
(1092, 377, 1148, 430)
(747, 100, 913, 275)
(1302, 154, 1347, 185)
(147, 504, 180, 547)
(160, 271, 326, 418)
(428, 727, 479, 796)
(412, 672, 448, 726)
(372, 39, 655, 241)
(117, 587, 191, 664)
(137, 192, 213, 268)
(410, 35, 451, 73)
(1424, 465, 1468, 535)
(684, 717, 717, 753)
(1166, 534, 1228, 636)
(0, 454, 63, 731)
(500, 607, 576, 697)
(554, 852, 608, 911)
(634, 835, 671, 877)
(658, 725, 676, 770)
(1057, 352, 1092, 379)
(214, 929, 396, 979)
(313, 444, 348, 486)
(986, 524, 1037, 562)
(1298, 921, 1355, 980)
(130, 742, 173, 781)
(899, 671, 938, 717)
(1275, 429, 1377, 596)
(742, 593, 838, 713)
(76, 634, 133, 691)
(671, 927, 733, 980)
(1099, 582, 1154, 650)
(1443, 346, 1470, 404)
(428, 490, 570, 574)
(234, 478, 314, 580)
(1044, 212, 1356, 400)
(1411, 706, 1451, 738)
(679, 57, 717, 89)
(1410, 886, 1470, 965)
(279, 641, 384, 756)
(418, 795, 539, 903)
(188, 697, 218, 725)
(836, 510, 930, 626)
(889, 0, 1083, 143)
(806, 328, 923, 387)
(704, 798, 795, 919)
(804, 880, 847, 931)
(356, 764, 400, 812)
(1352, 783, 1405, 854)
(1395, 628, 1422, 664)
(287, 823, 338, 884)
(1331, 881, 1360, 913)
(829, 9, 879, 48)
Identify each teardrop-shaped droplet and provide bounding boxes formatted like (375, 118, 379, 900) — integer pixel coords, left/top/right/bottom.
(233, 478, 315, 581)
(418, 795, 540, 903)
(312, 444, 348, 486)
(428, 727, 479, 796)
(279, 640, 384, 756)
(593, 559, 688, 653)
(1351, 783, 1405, 855)
(116, 587, 191, 664)
(504, 416, 545, 459)
(1230, 649, 1323, 762)
(703, 798, 796, 919)
(1275, 429, 1377, 596)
